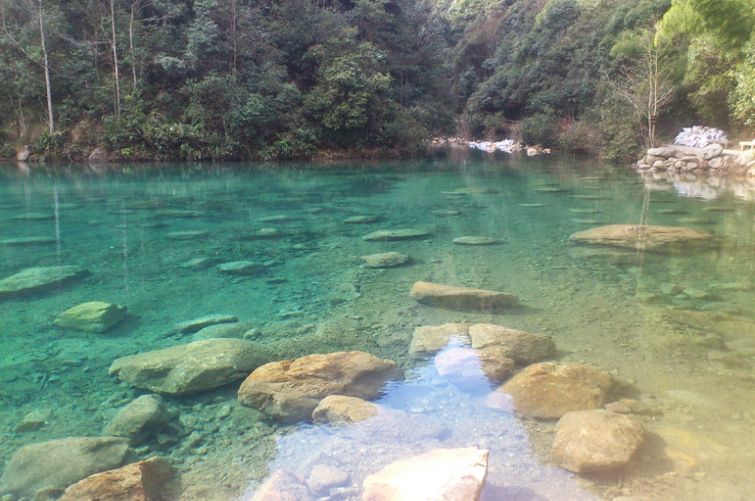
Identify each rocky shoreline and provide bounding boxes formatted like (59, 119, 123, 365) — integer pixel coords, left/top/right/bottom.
(635, 143, 755, 178)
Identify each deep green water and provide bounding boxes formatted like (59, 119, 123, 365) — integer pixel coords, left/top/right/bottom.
(0, 157, 753, 500)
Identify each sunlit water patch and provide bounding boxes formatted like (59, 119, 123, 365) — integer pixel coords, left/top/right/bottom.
(0, 157, 753, 500)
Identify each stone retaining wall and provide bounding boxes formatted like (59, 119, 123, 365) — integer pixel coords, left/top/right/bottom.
(635, 144, 755, 178)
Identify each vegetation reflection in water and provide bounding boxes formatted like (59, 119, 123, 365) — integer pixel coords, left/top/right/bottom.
(0, 157, 752, 501)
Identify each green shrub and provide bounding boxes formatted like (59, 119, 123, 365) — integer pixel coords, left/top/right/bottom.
(520, 111, 559, 146)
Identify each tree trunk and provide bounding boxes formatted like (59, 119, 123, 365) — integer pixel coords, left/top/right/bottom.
(129, 2, 137, 90)
(38, 0, 54, 133)
(110, 0, 121, 119)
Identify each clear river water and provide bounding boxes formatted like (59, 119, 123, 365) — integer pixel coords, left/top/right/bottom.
(0, 156, 753, 500)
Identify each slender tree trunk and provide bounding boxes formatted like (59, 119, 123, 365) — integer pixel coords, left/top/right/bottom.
(129, 2, 137, 90)
(38, 0, 54, 133)
(231, 0, 238, 74)
(110, 0, 121, 119)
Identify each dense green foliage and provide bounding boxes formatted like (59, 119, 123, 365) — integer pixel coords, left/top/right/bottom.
(0, 0, 752, 161)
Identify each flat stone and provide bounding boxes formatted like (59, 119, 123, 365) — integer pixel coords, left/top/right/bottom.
(469, 323, 555, 364)
(251, 470, 312, 501)
(0, 266, 88, 298)
(497, 362, 613, 419)
(533, 186, 567, 193)
(109, 338, 266, 395)
(103, 395, 173, 443)
(452, 236, 501, 245)
(312, 395, 381, 424)
(15, 408, 52, 433)
(237, 351, 402, 422)
(59, 457, 172, 501)
(519, 203, 546, 207)
(431, 209, 461, 216)
(0, 437, 129, 498)
(218, 261, 266, 276)
(409, 323, 471, 356)
(569, 224, 713, 251)
(362, 229, 432, 241)
(0, 236, 57, 246)
(55, 301, 127, 333)
(344, 215, 382, 224)
(361, 252, 411, 268)
(166, 230, 208, 240)
(362, 447, 488, 501)
(179, 257, 218, 270)
(410, 281, 519, 311)
(443, 186, 498, 195)
(551, 410, 645, 473)
(253, 227, 283, 238)
(434, 346, 515, 383)
(306, 465, 350, 495)
(155, 209, 203, 218)
(174, 314, 238, 334)
(191, 322, 255, 341)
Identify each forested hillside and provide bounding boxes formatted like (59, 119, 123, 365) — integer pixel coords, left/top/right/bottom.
(0, 0, 752, 161)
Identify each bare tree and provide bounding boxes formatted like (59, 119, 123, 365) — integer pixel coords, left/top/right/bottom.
(38, 0, 54, 132)
(610, 30, 676, 148)
(109, 0, 121, 119)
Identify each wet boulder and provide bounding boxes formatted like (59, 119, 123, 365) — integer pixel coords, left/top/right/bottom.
(362, 447, 489, 501)
(551, 410, 645, 473)
(237, 351, 402, 422)
(469, 323, 555, 364)
(0, 437, 129, 498)
(409, 323, 471, 356)
(0, 266, 88, 298)
(312, 395, 381, 424)
(109, 338, 266, 395)
(55, 301, 127, 333)
(103, 395, 174, 444)
(569, 224, 712, 251)
(59, 457, 172, 501)
(497, 362, 613, 419)
(410, 281, 519, 311)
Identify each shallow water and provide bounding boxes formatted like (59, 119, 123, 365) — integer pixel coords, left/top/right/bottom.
(0, 156, 753, 500)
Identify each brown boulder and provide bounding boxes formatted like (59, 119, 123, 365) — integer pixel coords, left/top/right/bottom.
(59, 457, 172, 501)
(410, 281, 519, 311)
(569, 224, 712, 251)
(312, 395, 381, 424)
(497, 362, 613, 419)
(434, 346, 515, 383)
(469, 323, 555, 364)
(362, 447, 488, 501)
(551, 410, 645, 473)
(238, 351, 402, 422)
(409, 323, 470, 356)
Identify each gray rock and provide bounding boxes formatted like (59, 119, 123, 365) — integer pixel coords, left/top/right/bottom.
(0, 237, 57, 246)
(191, 322, 255, 341)
(0, 437, 129, 498)
(166, 230, 209, 240)
(218, 261, 266, 276)
(0, 266, 88, 298)
(452, 236, 501, 245)
(55, 302, 127, 333)
(362, 229, 432, 241)
(361, 252, 411, 268)
(103, 395, 173, 443)
(109, 338, 266, 395)
(174, 314, 238, 334)
(344, 215, 381, 224)
(15, 408, 52, 433)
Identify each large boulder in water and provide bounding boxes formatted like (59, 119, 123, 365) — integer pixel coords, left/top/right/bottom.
(569, 224, 712, 251)
(551, 410, 645, 473)
(0, 266, 88, 298)
(59, 457, 172, 501)
(0, 437, 129, 498)
(55, 301, 127, 333)
(409, 323, 471, 356)
(469, 323, 555, 364)
(311, 395, 381, 424)
(362, 447, 489, 501)
(237, 351, 402, 422)
(410, 281, 519, 311)
(496, 362, 613, 419)
(109, 338, 266, 395)
(103, 395, 173, 443)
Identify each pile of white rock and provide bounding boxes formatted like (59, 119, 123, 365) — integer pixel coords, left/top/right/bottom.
(468, 139, 521, 153)
(429, 137, 551, 156)
(636, 137, 755, 178)
(674, 126, 728, 148)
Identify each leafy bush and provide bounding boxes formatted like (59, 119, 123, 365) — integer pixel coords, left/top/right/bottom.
(520, 111, 559, 146)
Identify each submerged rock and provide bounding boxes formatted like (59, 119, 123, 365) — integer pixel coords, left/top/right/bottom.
(174, 314, 238, 334)
(15, 408, 52, 433)
(551, 410, 645, 473)
(452, 236, 501, 246)
(362, 447, 488, 501)
(409, 323, 471, 356)
(179, 256, 219, 270)
(110, 338, 265, 395)
(306, 465, 350, 496)
(497, 362, 613, 419)
(191, 322, 255, 341)
(410, 281, 519, 311)
(55, 301, 127, 333)
(59, 457, 172, 501)
(569, 224, 712, 251)
(103, 395, 173, 443)
(251, 470, 313, 501)
(469, 323, 555, 364)
(434, 346, 516, 383)
(344, 215, 382, 224)
(362, 229, 432, 241)
(0, 266, 88, 298)
(237, 351, 402, 422)
(166, 230, 209, 240)
(218, 260, 266, 276)
(311, 395, 381, 424)
(0, 437, 129, 498)
(361, 252, 411, 268)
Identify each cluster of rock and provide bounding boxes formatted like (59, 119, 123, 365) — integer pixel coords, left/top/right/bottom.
(673, 126, 728, 148)
(429, 136, 551, 156)
(635, 143, 755, 178)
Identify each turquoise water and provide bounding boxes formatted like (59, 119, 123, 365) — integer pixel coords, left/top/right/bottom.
(0, 157, 753, 500)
